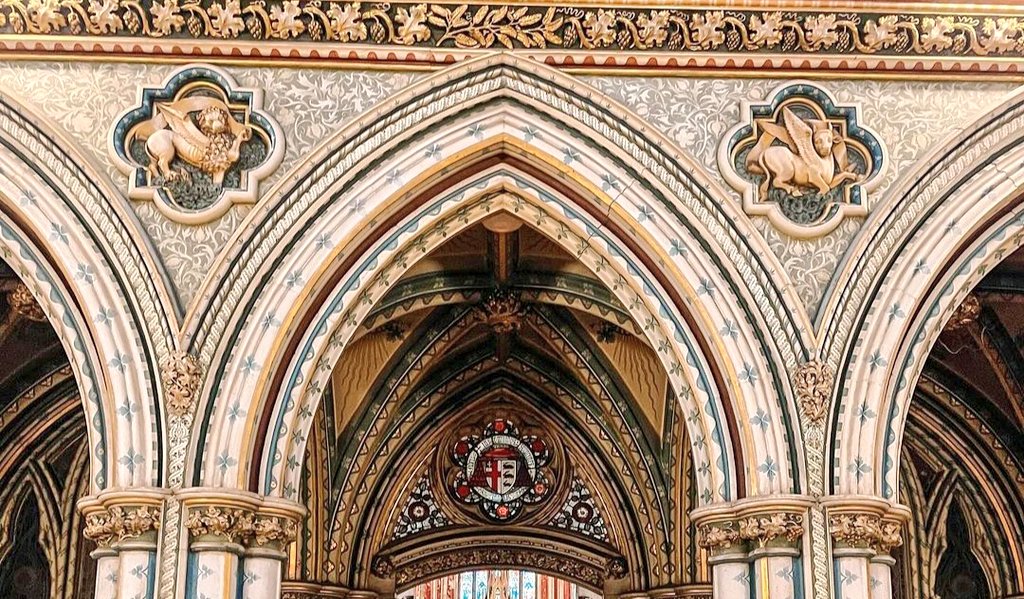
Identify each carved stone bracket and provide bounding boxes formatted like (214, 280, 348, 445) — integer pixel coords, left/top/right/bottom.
(83, 505, 162, 548)
(160, 350, 202, 418)
(793, 359, 835, 426)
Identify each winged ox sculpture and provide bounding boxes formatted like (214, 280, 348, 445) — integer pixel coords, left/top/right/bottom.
(126, 96, 252, 187)
(745, 107, 860, 197)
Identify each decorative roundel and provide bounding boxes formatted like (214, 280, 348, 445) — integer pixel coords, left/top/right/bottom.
(449, 418, 552, 522)
(406, 500, 430, 523)
(572, 502, 594, 524)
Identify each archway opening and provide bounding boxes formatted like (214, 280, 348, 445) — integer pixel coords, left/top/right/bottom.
(0, 257, 95, 599)
(283, 215, 708, 597)
(896, 244, 1024, 598)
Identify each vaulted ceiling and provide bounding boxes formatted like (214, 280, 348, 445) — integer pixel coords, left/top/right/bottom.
(295, 215, 694, 591)
(926, 248, 1024, 464)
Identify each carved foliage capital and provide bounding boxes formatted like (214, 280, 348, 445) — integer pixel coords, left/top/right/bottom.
(249, 514, 299, 547)
(185, 506, 297, 548)
(83, 505, 162, 548)
(696, 521, 740, 551)
(160, 350, 202, 418)
(738, 512, 805, 547)
(829, 513, 903, 553)
(698, 512, 805, 551)
(793, 359, 835, 425)
(876, 520, 904, 553)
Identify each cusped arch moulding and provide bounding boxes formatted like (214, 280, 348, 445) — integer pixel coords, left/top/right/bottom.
(109, 63, 285, 224)
(718, 80, 887, 239)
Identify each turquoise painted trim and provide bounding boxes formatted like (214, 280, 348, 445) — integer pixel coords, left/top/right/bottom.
(881, 209, 1024, 496)
(832, 558, 842, 599)
(185, 551, 199, 599)
(793, 556, 804, 599)
(147, 551, 157, 599)
(0, 221, 108, 488)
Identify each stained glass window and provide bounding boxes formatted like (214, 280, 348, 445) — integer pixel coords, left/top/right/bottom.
(475, 570, 488, 599)
(549, 478, 609, 542)
(392, 474, 452, 541)
(522, 572, 536, 599)
(404, 570, 585, 599)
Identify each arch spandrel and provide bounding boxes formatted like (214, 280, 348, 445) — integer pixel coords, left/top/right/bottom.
(0, 90, 179, 490)
(828, 84, 1024, 500)
(190, 55, 808, 505)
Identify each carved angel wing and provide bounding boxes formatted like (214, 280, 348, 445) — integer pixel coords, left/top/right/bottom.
(156, 103, 209, 148)
(781, 107, 818, 169)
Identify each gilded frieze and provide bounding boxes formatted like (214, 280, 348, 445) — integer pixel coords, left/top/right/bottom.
(1, 2, 1024, 74)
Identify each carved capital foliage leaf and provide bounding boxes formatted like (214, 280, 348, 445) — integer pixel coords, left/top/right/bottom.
(83, 505, 162, 547)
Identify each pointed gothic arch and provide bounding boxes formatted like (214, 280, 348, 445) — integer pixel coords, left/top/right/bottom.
(0, 91, 177, 490)
(188, 54, 810, 507)
(828, 84, 1024, 501)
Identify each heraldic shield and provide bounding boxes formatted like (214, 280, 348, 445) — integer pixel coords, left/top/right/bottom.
(450, 418, 553, 522)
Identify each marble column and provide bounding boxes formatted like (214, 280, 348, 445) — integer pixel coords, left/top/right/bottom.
(90, 546, 120, 599)
(240, 513, 300, 599)
(825, 501, 907, 599)
(185, 506, 248, 599)
(182, 491, 303, 599)
(697, 520, 751, 598)
(694, 498, 811, 599)
(80, 495, 164, 599)
(740, 514, 805, 599)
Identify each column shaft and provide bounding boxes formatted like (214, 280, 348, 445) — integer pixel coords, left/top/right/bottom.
(241, 550, 286, 599)
(92, 548, 120, 599)
(189, 543, 243, 599)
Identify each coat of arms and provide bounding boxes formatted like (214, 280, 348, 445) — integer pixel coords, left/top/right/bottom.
(449, 418, 552, 522)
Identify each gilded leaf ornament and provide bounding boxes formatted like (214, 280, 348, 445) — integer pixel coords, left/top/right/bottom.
(0, 1, 1022, 62)
(793, 359, 835, 425)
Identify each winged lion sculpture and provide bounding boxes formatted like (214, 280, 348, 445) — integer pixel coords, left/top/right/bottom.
(746, 107, 860, 197)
